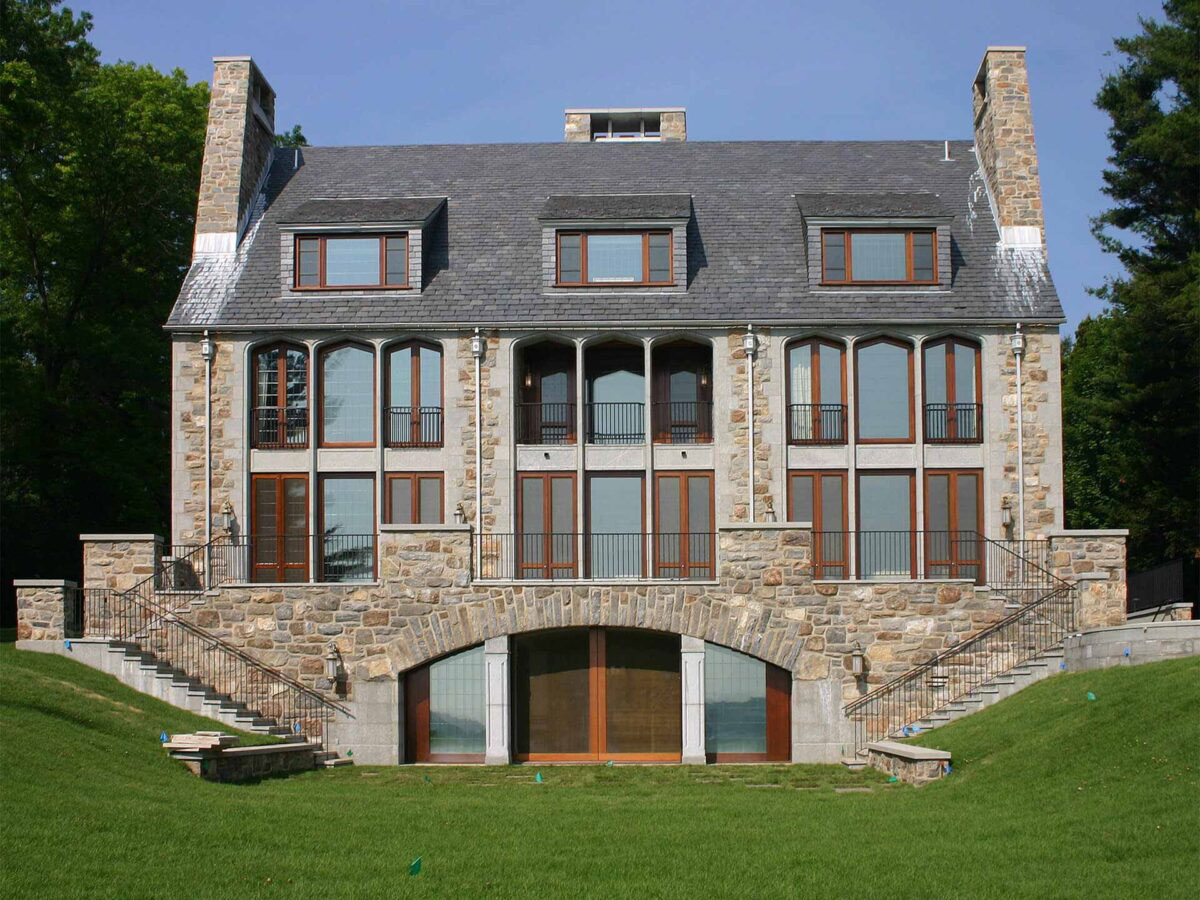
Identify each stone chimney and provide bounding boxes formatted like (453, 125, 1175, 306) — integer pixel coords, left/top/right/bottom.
(972, 47, 1043, 247)
(194, 56, 276, 254)
(564, 107, 686, 142)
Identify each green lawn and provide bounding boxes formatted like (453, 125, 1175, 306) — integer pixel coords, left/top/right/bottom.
(1, 645, 1196, 899)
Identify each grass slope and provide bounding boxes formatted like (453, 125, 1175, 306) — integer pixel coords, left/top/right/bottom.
(1, 644, 1196, 899)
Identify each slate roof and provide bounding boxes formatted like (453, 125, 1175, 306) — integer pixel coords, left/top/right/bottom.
(539, 193, 693, 220)
(795, 191, 950, 218)
(279, 196, 445, 225)
(168, 140, 1064, 329)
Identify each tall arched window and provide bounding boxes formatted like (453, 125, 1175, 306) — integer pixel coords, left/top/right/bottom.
(386, 340, 442, 447)
(319, 342, 375, 446)
(855, 337, 914, 443)
(923, 337, 982, 443)
(251, 343, 309, 449)
(786, 338, 846, 444)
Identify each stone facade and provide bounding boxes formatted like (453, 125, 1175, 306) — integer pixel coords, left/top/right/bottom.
(194, 57, 275, 245)
(972, 47, 1043, 236)
(14, 581, 74, 642)
(1049, 530, 1128, 629)
(726, 328, 775, 522)
(80, 535, 162, 591)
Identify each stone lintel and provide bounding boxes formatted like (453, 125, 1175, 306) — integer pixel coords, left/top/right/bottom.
(13, 579, 77, 588)
(79, 533, 164, 543)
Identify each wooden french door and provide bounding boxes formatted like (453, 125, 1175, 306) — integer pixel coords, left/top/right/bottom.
(653, 472, 714, 578)
(788, 471, 848, 579)
(924, 470, 984, 581)
(251, 474, 309, 582)
(512, 627, 681, 762)
(516, 473, 577, 579)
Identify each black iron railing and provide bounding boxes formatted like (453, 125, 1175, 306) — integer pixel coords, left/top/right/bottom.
(1127, 557, 1199, 616)
(475, 532, 715, 581)
(515, 402, 576, 445)
(586, 402, 645, 444)
(68, 540, 345, 739)
(386, 406, 443, 447)
(787, 403, 847, 445)
(205, 533, 376, 584)
(924, 402, 983, 443)
(843, 533, 1074, 752)
(652, 401, 713, 444)
(251, 406, 309, 449)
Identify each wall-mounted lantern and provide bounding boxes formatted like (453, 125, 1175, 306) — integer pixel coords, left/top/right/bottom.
(763, 497, 777, 523)
(324, 642, 347, 696)
(470, 328, 485, 360)
(741, 324, 758, 357)
(213, 499, 236, 534)
(850, 642, 866, 677)
(1001, 496, 1013, 531)
(454, 503, 467, 526)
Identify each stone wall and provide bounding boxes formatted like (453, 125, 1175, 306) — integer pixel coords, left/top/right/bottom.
(726, 328, 776, 522)
(1050, 530, 1128, 629)
(80, 535, 162, 591)
(866, 740, 950, 786)
(14, 581, 75, 642)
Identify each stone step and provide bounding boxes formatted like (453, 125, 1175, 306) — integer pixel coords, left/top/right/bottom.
(321, 757, 354, 768)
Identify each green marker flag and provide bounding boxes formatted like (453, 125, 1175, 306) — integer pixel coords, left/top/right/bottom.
(606, 760, 614, 767)
(409, 857, 422, 876)
(535, 771, 544, 784)
(423, 775, 433, 784)
(1086, 692, 1097, 701)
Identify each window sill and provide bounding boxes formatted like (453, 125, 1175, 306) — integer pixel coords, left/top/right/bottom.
(381, 523, 471, 533)
(813, 577, 978, 586)
(473, 578, 719, 587)
(219, 581, 381, 589)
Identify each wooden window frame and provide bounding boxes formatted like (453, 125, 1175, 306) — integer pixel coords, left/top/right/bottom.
(384, 472, 444, 525)
(652, 471, 716, 579)
(784, 337, 848, 446)
(404, 649, 486, 764)
(786, 470, 849, 579)
(854, 336, 916, 444)
(250, 341, 310, 450)
(854, 469, 918, 579)
(923, 469, 985, 581)
(316, 473, 377, 583)
(385, 339, 444, 448)
(292, 233, 409, 291)
(518, 344, 578, 445)
(705, 662, 792, 763)
(515, 472, 578, 579)
(555, 230, 674, 287)
(921, 336, 983, 444)
(318, 340, 377, 448)
(512, 627, 682, 763)
(651, 342, 714, 444)
(584, 472, 647, 578)
(820, 228, 938, 286)
(250, 473, 310, 583)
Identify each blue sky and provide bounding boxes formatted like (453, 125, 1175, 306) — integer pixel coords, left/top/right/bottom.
(86, 0, 1162, 332)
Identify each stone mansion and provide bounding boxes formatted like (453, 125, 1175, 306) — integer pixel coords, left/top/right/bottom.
(16, 47, 1127, 766)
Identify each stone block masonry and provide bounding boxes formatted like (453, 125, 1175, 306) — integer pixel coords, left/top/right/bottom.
(14, 581, 75, 642)
(866, 740, 950, 786)
(1049, 530, 1128, 629)
(80, 535, 163, 591)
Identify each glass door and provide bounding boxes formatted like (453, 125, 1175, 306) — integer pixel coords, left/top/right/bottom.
(653, 472, 714, 578)
(251, 474, 308, 582)
(925, 470, 983, 581)
(517, 473, 577, 579)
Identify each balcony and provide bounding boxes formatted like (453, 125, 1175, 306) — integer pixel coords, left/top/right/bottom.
(515, 402, 575, 445)
(924, 403, 982, 444)
(475, 532, 715, 581)
(652, 400, 713, 444)
(386, 406, 443, 448)
(251, 406, 309, 449)
(809, 530, 1049, 585)
(585, 402, 645, 444)
(787, 403, 847, 445)
(207, 533, 376, 584)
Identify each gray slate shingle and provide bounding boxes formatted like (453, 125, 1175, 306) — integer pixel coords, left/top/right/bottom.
(795, 191, 950, 218)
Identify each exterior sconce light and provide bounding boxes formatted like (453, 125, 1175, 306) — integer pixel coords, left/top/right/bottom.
(741, 324, 758, 357)
(200, 332, 214, 362)
(1009, 324, 1026, 359)
(850, 642, 866, 677)
(214, 500, 235, 534)
(324, 642, 347, 695)
(1001, 496, 1013, 530)
(523, 369, 533, 389)
(700, 370, 709, 388)
(470, 328, 485, 360)
(454, 503, 467, 525)
(764, 497, 777, 523)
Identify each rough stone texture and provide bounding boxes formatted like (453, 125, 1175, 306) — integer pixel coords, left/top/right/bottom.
(1050, 531, 1128, 629)
(172, 526, 1009, 704)
(81, 537, 162, 591)
(972, 48, 1043, 233)
(15, 583, 74, 642)
(867, 742, 949, 785)
(459, 331, 501, 530)
(195, 58, 275, 239)
(564, 112, 590, 142)
(660, 111, 686, 142)
(171, 743, 316, 782)
(727, 328, 775, 522)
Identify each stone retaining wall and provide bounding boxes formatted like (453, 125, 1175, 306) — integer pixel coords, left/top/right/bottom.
(866, 740, 950, 786)
(1049, 530, 1128, 629)
(14, 580, 75, 642)
(80, 534, 163, 591)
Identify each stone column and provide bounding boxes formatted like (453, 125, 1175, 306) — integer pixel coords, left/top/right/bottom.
(14, 580, 77, 643)
(1049, 529, 1129, 629)
(80, 534, 164, 591)
(484, 636, 511, 765)
(681, 635, 706, 764)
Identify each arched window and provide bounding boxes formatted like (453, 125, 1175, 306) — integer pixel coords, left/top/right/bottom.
(251, 343, 308, 449)
(923, 337, 982, 443)
(517, 342, 576, 445)
(386, 340, 442, 447)
(651, 341, 713, 444)
(404, 645, 486, 763)
(855, 338, 914, 443)
(319, 342, 375, 446)
(786, 338, 846, 444)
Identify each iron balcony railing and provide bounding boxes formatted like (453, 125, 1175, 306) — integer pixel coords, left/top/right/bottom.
(787, 403, 848, 445)
(205, 533, 377, 585)
(251, 405, 309, 449)
(65, 541, 345, 739)
(1128, 557, 1199, 616)
(386, 406, 443, 447)
(652, 400, 713, 444)
(515, 402, 576, 445)
(475, 532, 716, 581)
(586, 402, 645, 444)
(923, 402, 983, 443)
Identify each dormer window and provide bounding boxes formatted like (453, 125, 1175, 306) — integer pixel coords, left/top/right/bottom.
(821, 229, 937, 285)
(556, 231, 673, 286)
(294, 234, 408, 290)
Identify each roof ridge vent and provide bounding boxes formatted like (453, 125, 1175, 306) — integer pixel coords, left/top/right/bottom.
(564, 107, 686, 143)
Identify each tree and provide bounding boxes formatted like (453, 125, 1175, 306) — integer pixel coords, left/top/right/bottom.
(1063, 0, 1199, 570)
(275, 124, 307, 147)
(0, 0, 210, 623)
